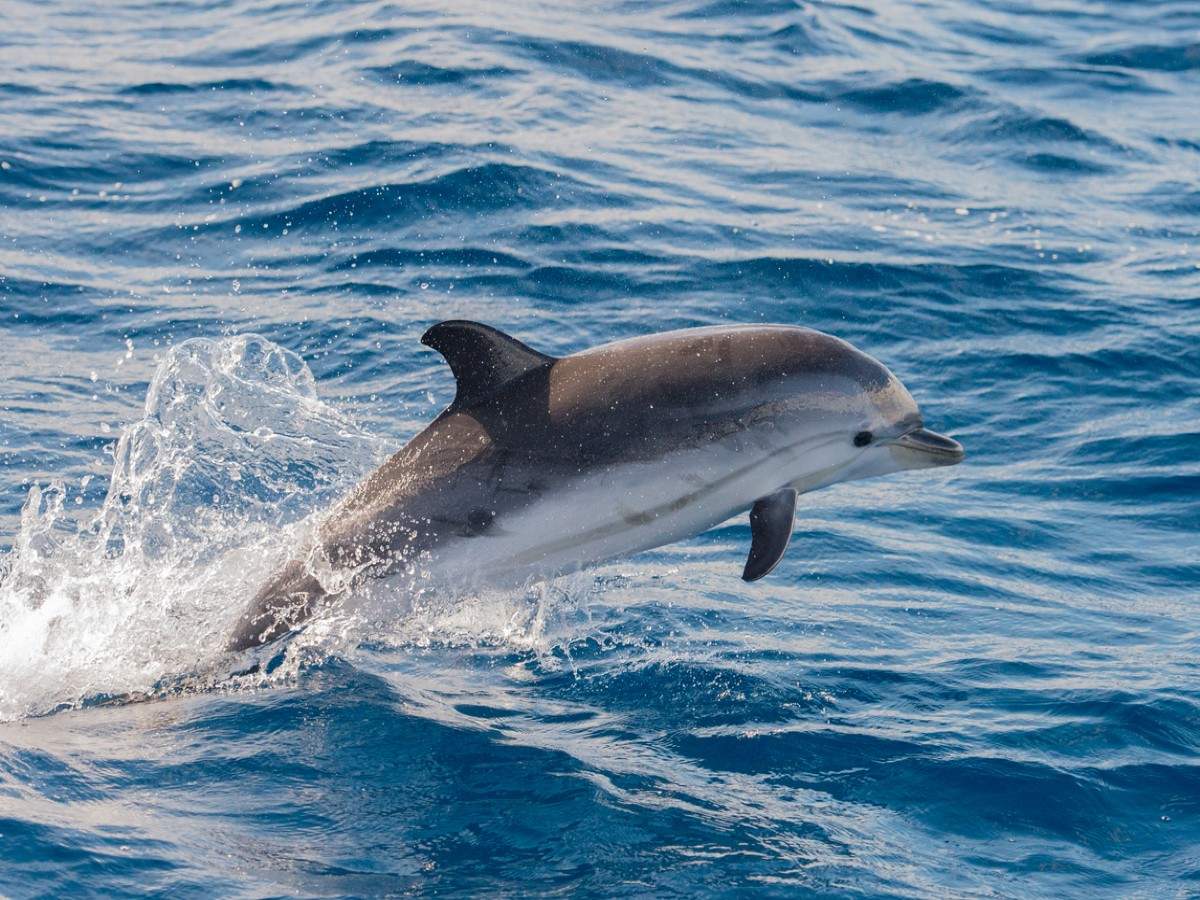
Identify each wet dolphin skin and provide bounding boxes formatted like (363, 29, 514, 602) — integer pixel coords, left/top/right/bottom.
(229, 321, 963, 650)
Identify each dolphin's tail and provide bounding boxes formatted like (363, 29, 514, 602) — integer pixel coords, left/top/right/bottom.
(227, 559, 332, 652)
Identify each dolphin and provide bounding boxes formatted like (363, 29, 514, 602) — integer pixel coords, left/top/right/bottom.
(228, 321, 963, 651)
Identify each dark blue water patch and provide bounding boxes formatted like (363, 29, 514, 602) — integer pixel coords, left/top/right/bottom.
(979, 65, 1158, 95)
(834, 78, 975, 115)
(841, 19, 922, 53)
(812, 665, 960, 711)
(672, 728, 944, 796)
(310, 138, 484, 173)
(936, 656, 1068, 684)
(1014, 152, 1112, 175)
(761, 21, 833, 56)
(851, 562, 1066, 614)
(1066, 431, 1200, 468)
(1139, 183, 1200, 217)
(452, 702, 523, 720)
(1080, 43, 1200, 73)
(0, 142, 226, 194)
(950, 107, 1127, 153)
(329, 247, 532, 273)
(168, 27, 410, 69)
(998, 694, 1200, 759)
(0, 746, 107, 800)
(875, 755, 1128, 852)
(672, 0, 813, 22)
(506, 32, 826, 105)
(944, 17, 1051, 47)
(973, 470, 1200, 507)
(69, 669, 845, 895)
(565, 245, 673, 268)
(515, 264, 647, 299)
(549, 659, 805, 730)
(241, 163, 600, 234)
(671, 258, 1099, 341)
(0, 278, 114, 327)
(116, 78, 293, 96)
(0, 815, 187, 896)
(740, 168, 957, 203)
(0, 82, 42, 97)
(512, 37, 688, 89)
(153, 142, 481, 214)
(893, 509, 1067, 553)
(684, 257, 1057, 299)
(1137, 261, 1200, 282)
(1136, 560, 1200, 588)
(507, 222, 623, 251)
(1087, 760, 1200, 842)
(957, 849, 1118, 891)
(362, 61, 519, 86)
(934, 330, 1198, 395)
(1153, 136, 1200, 154)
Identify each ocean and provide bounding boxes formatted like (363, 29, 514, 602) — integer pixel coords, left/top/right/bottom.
(1, 0, 1197, 896)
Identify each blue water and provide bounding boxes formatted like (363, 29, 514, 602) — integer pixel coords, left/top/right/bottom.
(1, 0, 1198, 895)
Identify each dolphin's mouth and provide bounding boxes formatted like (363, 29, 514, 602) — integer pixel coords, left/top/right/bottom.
(889, 427, 965, 467)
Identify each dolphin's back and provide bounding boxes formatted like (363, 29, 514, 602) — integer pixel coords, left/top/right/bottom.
(325, 323, 893, 564)
(535, 324, 889, 462)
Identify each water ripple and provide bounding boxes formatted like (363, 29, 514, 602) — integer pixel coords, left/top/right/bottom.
(1, 0, 1198, 895)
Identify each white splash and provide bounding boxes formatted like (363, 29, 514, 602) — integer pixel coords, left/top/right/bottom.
(0, 335, 381, 720)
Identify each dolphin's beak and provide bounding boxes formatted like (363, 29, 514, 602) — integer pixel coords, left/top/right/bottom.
(889, 427, 965, 469)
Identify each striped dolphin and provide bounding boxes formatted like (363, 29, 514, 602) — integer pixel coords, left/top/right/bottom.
(228, 321, 963, 650)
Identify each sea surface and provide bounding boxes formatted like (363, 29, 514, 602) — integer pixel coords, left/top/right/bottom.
(1, 0, 1198, 896)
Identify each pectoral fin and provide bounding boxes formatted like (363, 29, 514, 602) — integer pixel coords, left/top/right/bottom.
(742, 488, 797, 582)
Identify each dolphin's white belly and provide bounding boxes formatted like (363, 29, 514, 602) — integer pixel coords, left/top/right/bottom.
(427, 436, 815, 591)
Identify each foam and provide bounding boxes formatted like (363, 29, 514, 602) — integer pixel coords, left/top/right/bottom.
(0, 335, 380, 719)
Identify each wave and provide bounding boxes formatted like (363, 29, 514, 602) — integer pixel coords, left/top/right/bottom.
(118, 78, 293, 96)
(1080, 43, 1200, 73)
(834, 78, 974, 115)
(328, 246, 531, 272)
(1014, 152, 1112, 175)
(950, 107, 1126, 150)
(362, 61, 518, 86)
(243, 163, 597, 232)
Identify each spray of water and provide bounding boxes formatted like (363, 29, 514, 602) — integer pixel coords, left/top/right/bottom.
(0, 335, 382, 720)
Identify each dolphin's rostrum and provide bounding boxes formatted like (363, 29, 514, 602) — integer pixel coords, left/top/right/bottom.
(228, 321, 964, 651)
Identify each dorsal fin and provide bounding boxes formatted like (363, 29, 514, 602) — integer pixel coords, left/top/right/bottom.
(421, 320, 555, 408)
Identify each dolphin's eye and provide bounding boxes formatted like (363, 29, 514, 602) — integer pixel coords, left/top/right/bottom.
(853, 430, 873, 447)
